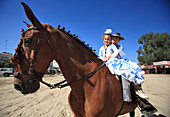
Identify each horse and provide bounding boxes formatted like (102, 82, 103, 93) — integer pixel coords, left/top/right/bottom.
(10, 2, 137, 117)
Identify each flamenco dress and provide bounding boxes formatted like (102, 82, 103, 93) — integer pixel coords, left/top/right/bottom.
(98, 44, 145, 85)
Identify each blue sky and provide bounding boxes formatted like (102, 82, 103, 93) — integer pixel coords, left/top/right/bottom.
(0, 0, 170, 62)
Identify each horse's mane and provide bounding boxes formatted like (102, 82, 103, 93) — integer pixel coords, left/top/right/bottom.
(56, 25, 98, 58)
(11, 24, 99, 63)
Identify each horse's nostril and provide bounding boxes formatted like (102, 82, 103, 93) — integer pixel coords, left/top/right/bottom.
(14, 84, 21, 91)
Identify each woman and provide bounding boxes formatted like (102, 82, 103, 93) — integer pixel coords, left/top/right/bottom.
(112, 32, 125, 59)
(98, 30, 149, 99)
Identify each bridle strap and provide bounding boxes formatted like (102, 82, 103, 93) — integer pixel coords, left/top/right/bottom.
(23, 27, 42, 37)
(40, 62, 106, 89)
(13, 70, 44, 80)
(28, 37, 42, 75)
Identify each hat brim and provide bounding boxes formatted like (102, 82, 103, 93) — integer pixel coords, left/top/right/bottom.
(112, 36, 125, 40)
(119, 37, 124, 40)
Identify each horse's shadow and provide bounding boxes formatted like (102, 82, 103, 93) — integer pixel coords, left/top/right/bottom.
(141, 114, 167, 117)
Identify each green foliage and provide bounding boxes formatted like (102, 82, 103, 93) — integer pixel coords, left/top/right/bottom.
(0, 58, 16, 68)
(137, 32, 170, 65)
(2, 52, 12, 55)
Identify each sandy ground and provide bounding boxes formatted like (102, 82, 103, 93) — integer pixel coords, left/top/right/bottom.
(0, 74, 170, 117)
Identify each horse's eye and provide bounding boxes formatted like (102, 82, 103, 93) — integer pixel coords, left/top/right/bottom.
(24, 38, 32, 46)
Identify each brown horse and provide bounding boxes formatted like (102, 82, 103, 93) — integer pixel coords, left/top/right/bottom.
(11, 2, 137, 117)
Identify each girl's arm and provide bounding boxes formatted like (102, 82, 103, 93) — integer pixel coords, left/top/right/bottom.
(103, 45, 119, 62)
(103, 53, 118, 62)
(103, 55, 111, 62)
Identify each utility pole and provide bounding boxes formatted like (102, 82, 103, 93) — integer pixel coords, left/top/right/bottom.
(5, 40, 8, 52)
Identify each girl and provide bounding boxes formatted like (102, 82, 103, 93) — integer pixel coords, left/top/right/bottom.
(98, 31, 149, 99)
(98, 33, 118, 61)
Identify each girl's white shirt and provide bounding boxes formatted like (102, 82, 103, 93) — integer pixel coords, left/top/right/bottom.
(98, 44, 118, 60)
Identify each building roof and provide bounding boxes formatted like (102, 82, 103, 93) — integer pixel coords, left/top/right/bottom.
(153, 61, 170, 66)
(0, 53, 13, 59)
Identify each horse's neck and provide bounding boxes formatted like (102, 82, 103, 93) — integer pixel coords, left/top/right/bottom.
(52, 29, 100, 87)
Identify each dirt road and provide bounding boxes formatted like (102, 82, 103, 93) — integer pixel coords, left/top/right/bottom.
(0, 74, 170, 117)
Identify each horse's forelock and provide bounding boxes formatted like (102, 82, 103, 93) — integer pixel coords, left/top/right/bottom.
(11, 38, 24, 63)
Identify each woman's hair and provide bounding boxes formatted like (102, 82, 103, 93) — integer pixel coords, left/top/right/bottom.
(102, 33, 112, 40)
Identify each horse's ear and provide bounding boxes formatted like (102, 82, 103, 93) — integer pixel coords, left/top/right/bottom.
(23, 21, 31, 27)
(21, 2, 44, 29)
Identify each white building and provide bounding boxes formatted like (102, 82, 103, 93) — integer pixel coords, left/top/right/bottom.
(49, 60, 60, 69)
(0, 53, 12, 61)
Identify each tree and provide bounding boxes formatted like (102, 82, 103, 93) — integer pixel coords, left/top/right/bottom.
(137, 32, 170, 65)
(2, 52, 12, 55)
(0, 58, 16, 68)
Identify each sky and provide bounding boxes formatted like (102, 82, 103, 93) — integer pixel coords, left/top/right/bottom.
(0, 0, 170, 62)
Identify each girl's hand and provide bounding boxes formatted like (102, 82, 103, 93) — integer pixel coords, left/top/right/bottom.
(103, 57, 108, 62)
(103, 55, 111, 62)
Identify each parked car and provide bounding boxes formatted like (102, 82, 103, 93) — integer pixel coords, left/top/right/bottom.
(0, 68, 13, 77)
(45, 69, 56, 75)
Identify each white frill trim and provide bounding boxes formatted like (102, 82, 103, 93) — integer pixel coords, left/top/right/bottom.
(106, 58, 145, 85)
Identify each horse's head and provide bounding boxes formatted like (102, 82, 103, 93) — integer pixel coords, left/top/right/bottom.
(10, 2, 54, 94)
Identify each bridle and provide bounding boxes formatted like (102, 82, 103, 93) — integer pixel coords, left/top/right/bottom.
(13, 26, 106, 89)
(13, 27, 45, 81)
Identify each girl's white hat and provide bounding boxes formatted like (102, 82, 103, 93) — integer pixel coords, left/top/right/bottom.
(104, 29, 112, 34)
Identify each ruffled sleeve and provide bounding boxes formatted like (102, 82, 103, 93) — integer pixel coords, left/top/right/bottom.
(98, 46, 104, 60)
(118, 45, 125, 59)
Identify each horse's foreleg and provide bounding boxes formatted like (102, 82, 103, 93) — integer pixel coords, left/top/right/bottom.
(129, 110, 135, 117)
(68, 90, 85, 117)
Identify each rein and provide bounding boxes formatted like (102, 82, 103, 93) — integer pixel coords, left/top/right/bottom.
(40, 62, 106, 89)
